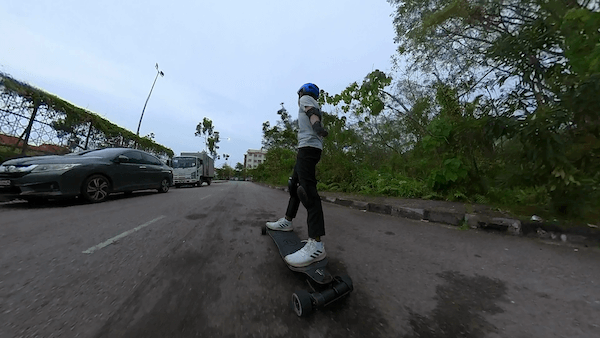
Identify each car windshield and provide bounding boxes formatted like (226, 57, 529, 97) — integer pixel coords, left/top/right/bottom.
(172, 157, 196, 168)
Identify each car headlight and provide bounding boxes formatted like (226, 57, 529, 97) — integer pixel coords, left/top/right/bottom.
(31, 164, 81, 173)
(0, 164, 38, 173)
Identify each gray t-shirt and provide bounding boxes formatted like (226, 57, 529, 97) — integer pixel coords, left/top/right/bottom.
(297, 95, 323, 150)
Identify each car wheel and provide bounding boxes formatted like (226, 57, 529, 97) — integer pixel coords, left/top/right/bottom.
(158, 178, 170, 193)
(82, 174, 110, 203)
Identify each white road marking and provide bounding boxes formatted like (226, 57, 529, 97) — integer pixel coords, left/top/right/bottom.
(200, 195, 211, 200)
(82, 215, 166, 254)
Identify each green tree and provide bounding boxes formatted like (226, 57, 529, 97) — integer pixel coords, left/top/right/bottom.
(252, 1, 599, 220)
(234, 162, 245, 179)
(387, 0, 600, 214)
(251, 147, 296, 186)
(195, 117, 220, 158)
(217, 163, 234, 180)
(262, 103, 297, 150)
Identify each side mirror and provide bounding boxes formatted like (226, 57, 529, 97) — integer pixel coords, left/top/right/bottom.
(116, 155, 129, 163)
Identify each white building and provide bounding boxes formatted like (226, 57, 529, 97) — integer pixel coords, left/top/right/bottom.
(244, 148, 267, 169)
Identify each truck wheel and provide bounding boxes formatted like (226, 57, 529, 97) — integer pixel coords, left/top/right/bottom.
(291, 290, 313, 317)
(207, 178, 212, 186)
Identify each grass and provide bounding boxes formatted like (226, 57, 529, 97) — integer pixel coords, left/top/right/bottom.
(0, 145, 23, 163)
(253, 161, 600, 230)
(321, 179, 599, 230)
(0, 145, 54, 163)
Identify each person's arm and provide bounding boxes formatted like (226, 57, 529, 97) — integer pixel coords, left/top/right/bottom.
(304, 105, 328, 137)
(304, 106, 320, 124)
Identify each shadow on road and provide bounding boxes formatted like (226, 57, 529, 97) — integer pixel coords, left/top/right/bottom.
(0, 191, 160, 209)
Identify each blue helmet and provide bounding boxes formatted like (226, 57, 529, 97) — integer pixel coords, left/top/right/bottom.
(298, 83, 319, 100)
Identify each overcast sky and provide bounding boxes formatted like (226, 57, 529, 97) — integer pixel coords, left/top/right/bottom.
(1, 0, 398, 167)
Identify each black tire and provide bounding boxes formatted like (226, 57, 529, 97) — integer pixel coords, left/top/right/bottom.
(291, 290, 313, 317)
(261, 224, 267, 235)
(82, 174, 110, 203)
(206, 178, 211, 186)
(158, 178, 170, 193)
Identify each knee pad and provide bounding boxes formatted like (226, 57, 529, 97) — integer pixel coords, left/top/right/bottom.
(297, 185, 310, 207)
(288, 177, 297, 197)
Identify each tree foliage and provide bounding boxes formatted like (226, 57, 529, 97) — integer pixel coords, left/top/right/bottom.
(255, 0, 600, 221)
(262, 103, 297, 150)
(384, 0, 600, 215)
(250, 147, 296, 186)
(0, 73, 173, 158)
(195, 117, 220, 158)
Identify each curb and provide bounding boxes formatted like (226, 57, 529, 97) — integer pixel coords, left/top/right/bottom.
(265, 184, 600, 247)
(323, 194, 523, 234)
(319, 195, 600, 247)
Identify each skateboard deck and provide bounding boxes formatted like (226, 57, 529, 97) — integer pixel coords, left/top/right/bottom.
(265, 228, 333, 284)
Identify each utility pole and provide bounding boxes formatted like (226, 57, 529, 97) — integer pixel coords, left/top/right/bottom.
(137, 63, 165, 137)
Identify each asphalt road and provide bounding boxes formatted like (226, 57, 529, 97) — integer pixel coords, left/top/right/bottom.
(0, 181, 599, 338)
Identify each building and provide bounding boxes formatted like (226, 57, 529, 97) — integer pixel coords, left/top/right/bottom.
(244, 148, 267, 169)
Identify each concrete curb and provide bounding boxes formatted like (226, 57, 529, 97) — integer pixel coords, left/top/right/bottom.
(266, 184, 599, 247)
(323, 196, 522, 233)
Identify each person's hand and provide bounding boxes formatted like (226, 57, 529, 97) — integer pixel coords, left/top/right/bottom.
(312, 121, 329, 137)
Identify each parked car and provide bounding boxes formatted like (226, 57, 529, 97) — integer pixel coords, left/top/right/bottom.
(0, 147, 173, 203)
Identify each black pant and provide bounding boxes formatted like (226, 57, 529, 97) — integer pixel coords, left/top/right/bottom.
(285, 147, 325, 238)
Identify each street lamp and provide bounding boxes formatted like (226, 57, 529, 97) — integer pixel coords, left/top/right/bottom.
(136, 63, 165, 136)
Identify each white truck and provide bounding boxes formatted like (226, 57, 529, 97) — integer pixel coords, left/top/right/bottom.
(171, 152, 214, 187)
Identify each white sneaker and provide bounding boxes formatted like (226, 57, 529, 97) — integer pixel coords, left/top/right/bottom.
(266, 217, 293, 231)
(284, 238, 326, 267)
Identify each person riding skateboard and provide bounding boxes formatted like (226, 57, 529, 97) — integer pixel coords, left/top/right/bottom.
(266, 82, 329, 268)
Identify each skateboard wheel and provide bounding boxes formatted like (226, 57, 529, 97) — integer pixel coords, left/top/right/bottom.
(261, 224, 267, 235)
(291, 290, 313, 317)
(339, 274, 353, 291)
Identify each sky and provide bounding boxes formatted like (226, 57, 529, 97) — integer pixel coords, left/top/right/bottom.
(0, 0, 398, 168)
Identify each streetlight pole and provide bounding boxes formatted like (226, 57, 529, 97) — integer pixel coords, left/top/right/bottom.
(136, 63, 165, 137)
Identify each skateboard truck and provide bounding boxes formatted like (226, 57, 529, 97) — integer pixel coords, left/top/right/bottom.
(292, 275, 353, 317)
